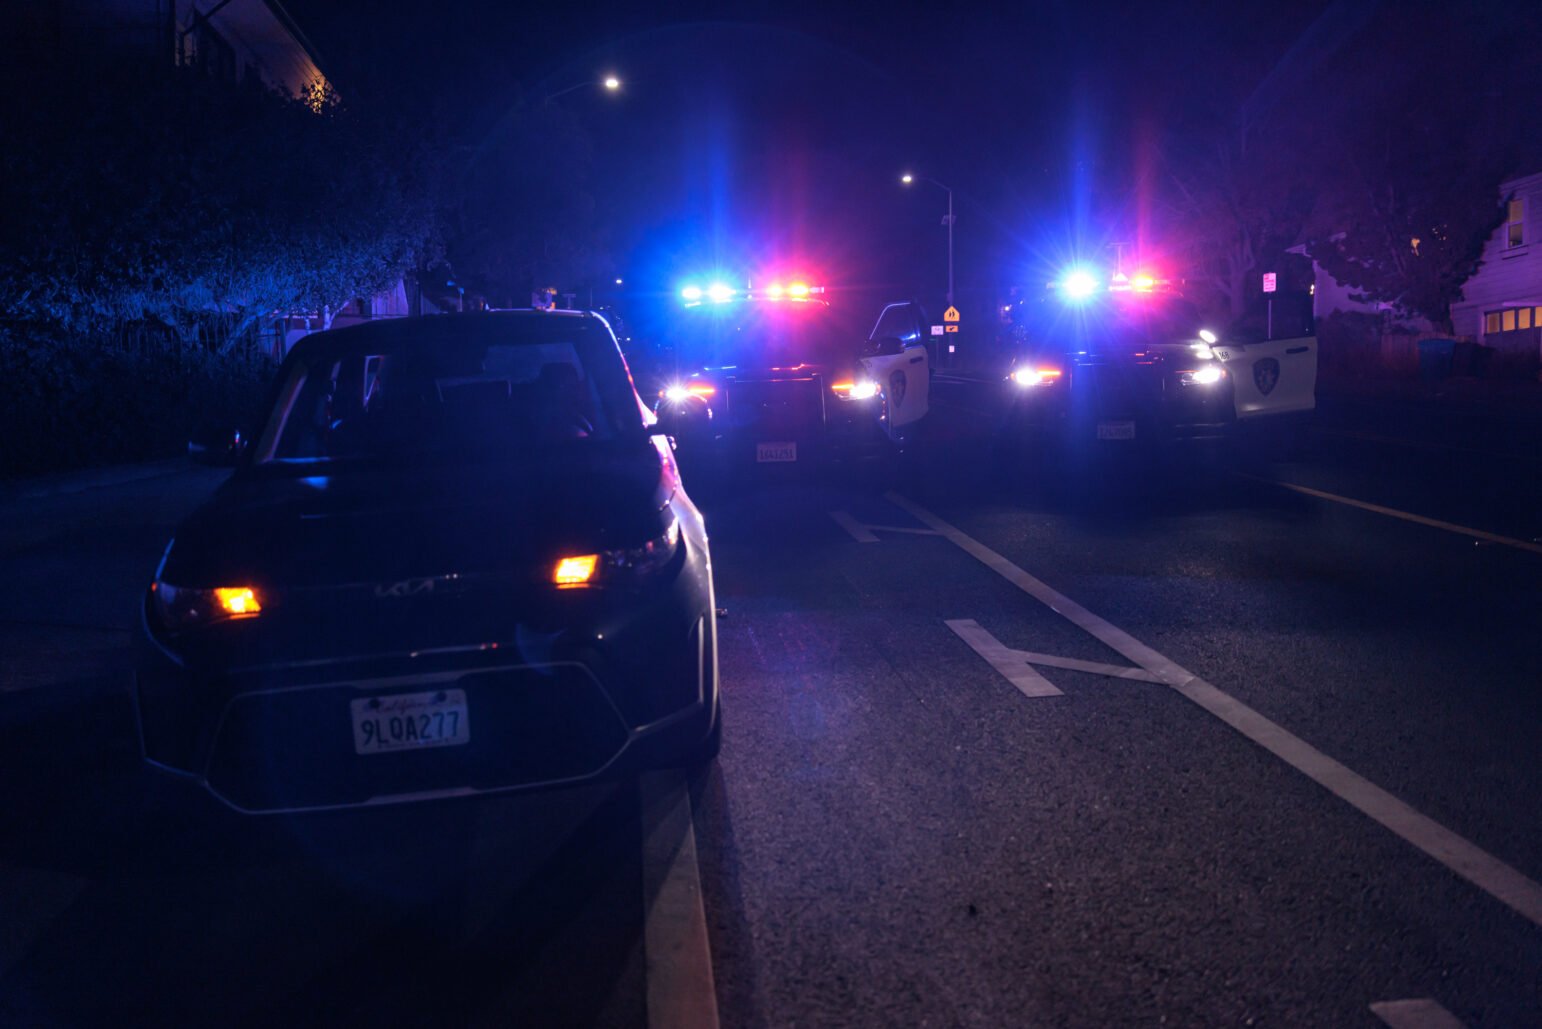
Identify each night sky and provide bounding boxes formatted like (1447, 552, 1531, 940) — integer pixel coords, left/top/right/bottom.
(286, 0, 1517, 323)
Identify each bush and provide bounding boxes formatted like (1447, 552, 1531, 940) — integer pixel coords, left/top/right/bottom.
(0, 331, 275, 477)
(1315, 311, 1383, 381)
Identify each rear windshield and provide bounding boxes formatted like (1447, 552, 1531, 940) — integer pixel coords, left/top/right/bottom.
(253, 320, 640, 465)
(672, 302, 858, 368)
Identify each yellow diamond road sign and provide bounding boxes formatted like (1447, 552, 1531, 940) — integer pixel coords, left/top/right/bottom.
(943, 306, 960, 323)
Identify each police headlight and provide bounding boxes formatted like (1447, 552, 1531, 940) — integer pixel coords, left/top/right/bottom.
(831, 380, 879, 400)
(1178, 365, 1226, 387)
(1012, 366, 1063, 387)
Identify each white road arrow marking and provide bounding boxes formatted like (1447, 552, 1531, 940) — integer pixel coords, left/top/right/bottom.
(829, 510, 940, 543)
(946, 619, 1063, 697)
(1370, 998, 1467, 1029)
(892, 490, 1542, 931)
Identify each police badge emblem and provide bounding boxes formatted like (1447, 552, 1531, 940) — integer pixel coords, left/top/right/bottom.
(1253, 357, 1280, 396)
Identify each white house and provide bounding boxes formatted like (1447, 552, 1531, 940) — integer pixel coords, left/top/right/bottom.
(1449, 170, 1542, 345)
(1286, 240, 1432, 332)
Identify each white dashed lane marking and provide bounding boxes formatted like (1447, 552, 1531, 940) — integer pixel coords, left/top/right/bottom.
(887, 491, 1542, 930)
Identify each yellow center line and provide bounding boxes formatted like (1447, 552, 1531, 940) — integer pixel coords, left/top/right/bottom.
(1236, 474, 1542, 556)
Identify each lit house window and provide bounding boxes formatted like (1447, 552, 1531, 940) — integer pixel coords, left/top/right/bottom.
(1506, 199, 1524, 248)
(1486, 307, 1542, 333)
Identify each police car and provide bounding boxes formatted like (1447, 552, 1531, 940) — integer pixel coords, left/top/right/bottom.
(653, 279, 931, 471)
(1001, 268, 1317, 451)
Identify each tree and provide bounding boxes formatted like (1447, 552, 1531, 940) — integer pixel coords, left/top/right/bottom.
(1302, 5, 1538, 331)
(0, 64, 435, 351)
(1160, 122, 1316, 325)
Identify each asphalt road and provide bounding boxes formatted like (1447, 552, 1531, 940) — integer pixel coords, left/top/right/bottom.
(0, 381, 1538, 1026)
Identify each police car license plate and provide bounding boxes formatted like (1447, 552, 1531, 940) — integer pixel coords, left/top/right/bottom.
(351, 689, 470, 755)
(757, 441, 797, 462)
(1096, 420, 1136, 440)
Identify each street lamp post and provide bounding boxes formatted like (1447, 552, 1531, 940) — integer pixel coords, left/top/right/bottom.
(901, 173, 954, 306)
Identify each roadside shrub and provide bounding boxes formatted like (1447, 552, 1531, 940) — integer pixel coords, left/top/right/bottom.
(1314, 311, 1382, 381)
(0, 332, 274, 477)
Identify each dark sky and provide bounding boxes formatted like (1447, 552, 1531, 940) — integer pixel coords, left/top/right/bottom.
(285, 0, 1416, 316)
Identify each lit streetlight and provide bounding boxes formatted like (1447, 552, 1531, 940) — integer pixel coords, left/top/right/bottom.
(900, 172, 955, 306)
(545, 74, 623, 103)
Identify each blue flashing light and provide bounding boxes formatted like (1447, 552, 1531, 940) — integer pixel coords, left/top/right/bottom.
(707, 283, 735, 303)
(681, 286, 703, 301)
(1060, 268, 1099, 300)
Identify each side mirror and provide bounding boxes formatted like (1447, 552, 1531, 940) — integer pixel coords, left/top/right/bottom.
(188, 427, 246, 467)
(863, 336, 905, 357)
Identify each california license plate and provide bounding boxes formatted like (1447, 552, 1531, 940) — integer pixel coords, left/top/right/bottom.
(756, 441, 797, 462)
(351, 689, 470, 755)
(1096, 420, 1136, 440)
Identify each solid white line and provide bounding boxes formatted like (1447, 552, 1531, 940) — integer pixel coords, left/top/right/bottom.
(1238, 474, 1542, 556)
(639, 771, 720, 1029)
(1013, 650, 1166, 683)
(946, 619, 1063, 697)
(890, 491, 1542, 930)
(1369, 998, 1467, 1029)
(829, 510, 879, 543)
(865, 525, 943, 536)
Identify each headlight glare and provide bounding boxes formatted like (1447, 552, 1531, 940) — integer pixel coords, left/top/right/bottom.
(1012, 367, 1063, 387)
(1178, 365, 1226, 386)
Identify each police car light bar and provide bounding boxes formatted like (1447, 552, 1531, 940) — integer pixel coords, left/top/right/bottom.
(1051, 267, 1168, 301)
(681, 278, 825, 306)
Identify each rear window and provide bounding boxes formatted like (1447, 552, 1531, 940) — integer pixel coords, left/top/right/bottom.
(254, 321, 639, 465)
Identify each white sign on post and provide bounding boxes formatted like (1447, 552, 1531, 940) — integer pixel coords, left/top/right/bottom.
(1262, 272, 1277, 294)
(931, 325, 944, 336)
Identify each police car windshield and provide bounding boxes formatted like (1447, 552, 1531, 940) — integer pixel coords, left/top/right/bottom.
(675, 302, 853, 368)
(1020, 295, 1205, 350)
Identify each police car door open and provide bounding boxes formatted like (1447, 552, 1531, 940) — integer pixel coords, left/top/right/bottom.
(1212, 334, 1318, 419)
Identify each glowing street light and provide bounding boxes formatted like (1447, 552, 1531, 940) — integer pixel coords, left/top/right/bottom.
(545, 74, 624, 103)
(900, 172, 954, 305)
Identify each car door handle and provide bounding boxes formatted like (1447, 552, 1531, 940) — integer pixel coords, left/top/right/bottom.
(908, 355, 924, 364)
(1285, 346, 1309, 354)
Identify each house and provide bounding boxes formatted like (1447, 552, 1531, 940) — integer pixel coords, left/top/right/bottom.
(18, 0, 329, 97)
(1286, 241, 1433, 333)
(1448, 170, 1542, 356)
